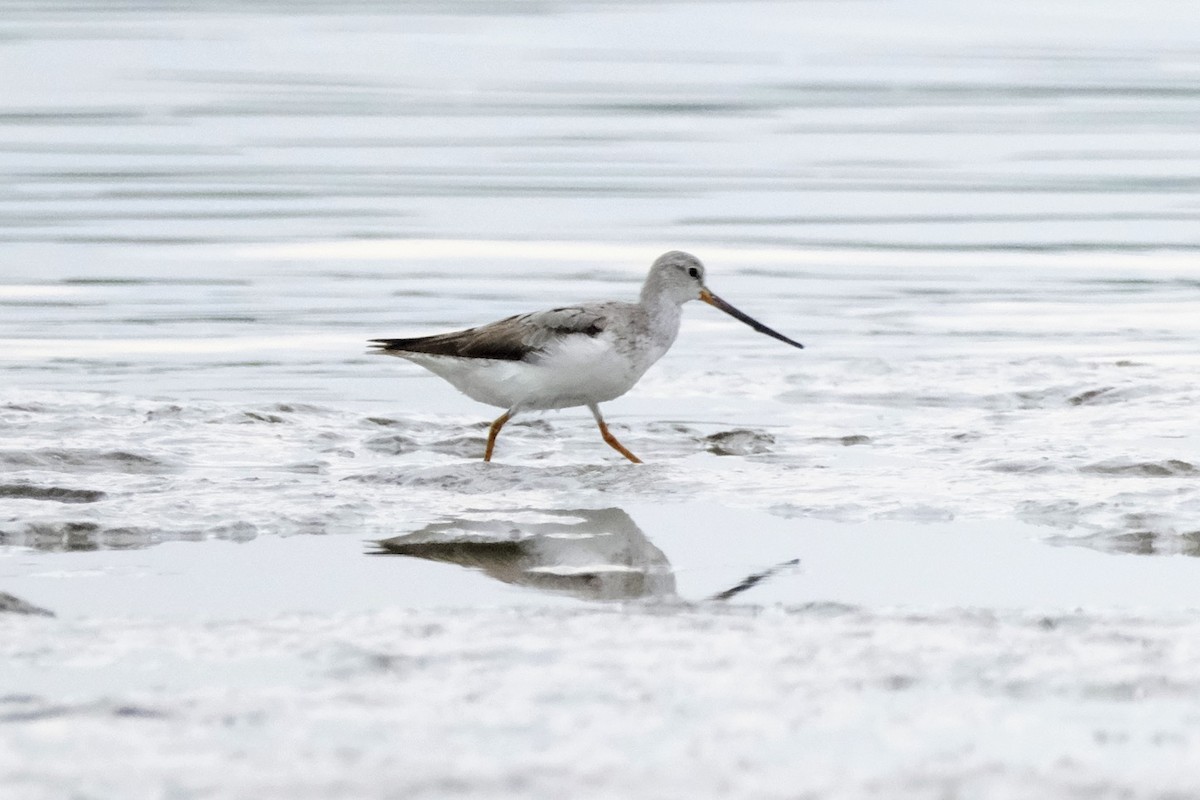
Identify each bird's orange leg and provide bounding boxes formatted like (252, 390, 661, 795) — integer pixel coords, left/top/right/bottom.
(589, 404, 642, 464)
(484, 411, 512, 462)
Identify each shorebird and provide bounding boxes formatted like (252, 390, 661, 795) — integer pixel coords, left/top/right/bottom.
(370, 251, 803, 463)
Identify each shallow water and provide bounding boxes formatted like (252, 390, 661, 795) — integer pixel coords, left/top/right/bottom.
(3, 1, 1200, 797)
(3, 242, 1197, 558)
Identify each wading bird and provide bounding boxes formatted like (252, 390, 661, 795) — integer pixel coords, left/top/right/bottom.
(371, 251, 803, 462)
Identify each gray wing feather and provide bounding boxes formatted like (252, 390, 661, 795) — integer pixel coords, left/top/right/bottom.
(371, 305, 609, 362)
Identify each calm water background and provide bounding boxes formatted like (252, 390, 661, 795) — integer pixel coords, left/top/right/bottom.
(3, 1, 1200, 797)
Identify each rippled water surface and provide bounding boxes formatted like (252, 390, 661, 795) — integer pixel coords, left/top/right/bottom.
(3, 1, 1200, 798)
(3, 241, 1196, 557)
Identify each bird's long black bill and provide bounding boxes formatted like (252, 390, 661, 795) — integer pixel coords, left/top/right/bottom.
(700, 289, 804, 350)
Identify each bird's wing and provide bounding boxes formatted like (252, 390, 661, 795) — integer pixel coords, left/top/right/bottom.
(370, 305, 610, 362)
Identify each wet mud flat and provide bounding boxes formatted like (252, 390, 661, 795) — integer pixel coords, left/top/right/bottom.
(8, 604, 1200, 800)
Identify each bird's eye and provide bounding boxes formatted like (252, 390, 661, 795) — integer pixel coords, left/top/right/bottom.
(687, 267, 700, 279)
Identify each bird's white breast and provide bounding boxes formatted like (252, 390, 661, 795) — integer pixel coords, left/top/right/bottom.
(400, 332, 645, 412)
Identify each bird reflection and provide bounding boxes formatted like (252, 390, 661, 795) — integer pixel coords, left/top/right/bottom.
(370, 507, 676, 602)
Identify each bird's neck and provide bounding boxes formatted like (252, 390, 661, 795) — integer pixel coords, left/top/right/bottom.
(638, 290, 684, 339)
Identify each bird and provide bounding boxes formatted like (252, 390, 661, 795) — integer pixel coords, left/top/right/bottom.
(370, 250, 803, 463)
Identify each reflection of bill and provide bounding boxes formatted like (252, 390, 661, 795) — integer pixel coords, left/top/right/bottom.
(371, 508, 676, 602)
(0, 592, 54, 617)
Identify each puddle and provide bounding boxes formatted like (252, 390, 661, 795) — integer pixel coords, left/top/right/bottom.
(7, 503, 1200, 619)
